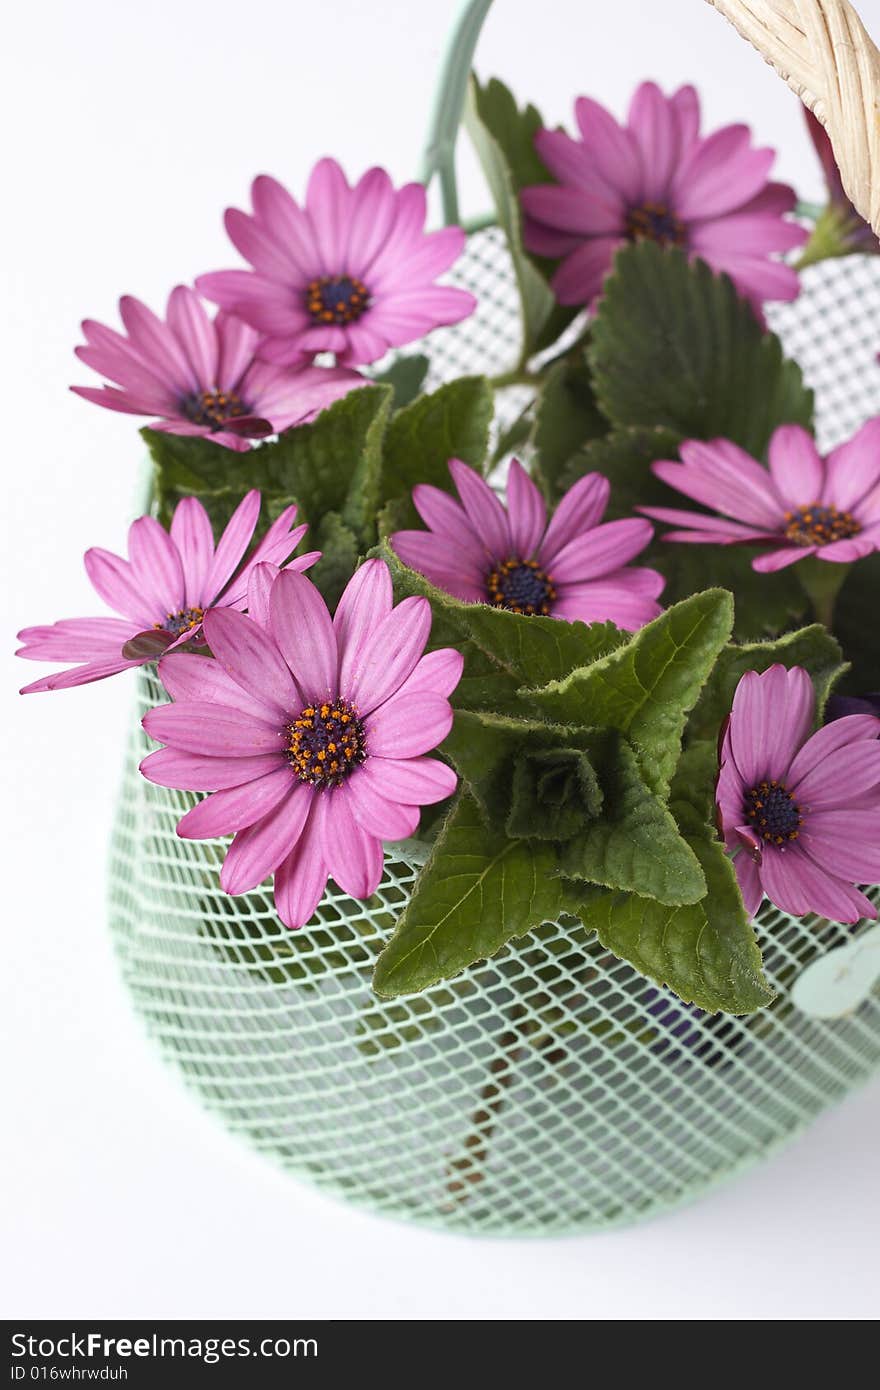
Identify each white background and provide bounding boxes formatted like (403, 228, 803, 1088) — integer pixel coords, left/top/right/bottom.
(3, 0, 879, 1321)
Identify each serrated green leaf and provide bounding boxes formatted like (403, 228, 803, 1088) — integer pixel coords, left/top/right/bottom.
(306, 512, 360, 608)
(578, 832, 774, 1014)
(441, 708, 599, 829)
(443, 712, 704, 903)
(145, 385, 393, 550)
(381, 377, 493, 530)
(525, 590, 734, 796)
(589, 243, 814, 456)
(371, 353, 430, 409)
(687, 623, 846, 745)
(508, 746, 602, 840)
(832, 552, 880, 693)
(383, 543, 627, 695)
(372, 793, 583, 997)
(465, 76, 579, 361)
(532, 352, 608, 501)
(559, 735, 706, 905)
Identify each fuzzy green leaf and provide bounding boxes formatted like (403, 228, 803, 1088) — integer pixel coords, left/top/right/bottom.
(306, 512, 360, 608)
(384, 543, 627, 694)
(443, 712, 704, 903)
(372, 793, 583, 997)
(145, 385, 393, 549)
(558, 735, 706, 905)
(525, 590, 734, 796)
(464, 76, 578, 360)
(372, 353, 430, 409)
(832, 553, 880, 694)
(687, 623, 847, 745)
(578, 832, 774, 1014)
(381, 376, 493, 522)
(589, 243, 814, 455)
(532, 352, 608, 500)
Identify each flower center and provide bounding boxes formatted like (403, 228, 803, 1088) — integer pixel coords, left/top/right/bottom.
(285, 698, 366, 786)
(783, 504, 861, 547)
(157, 606, 205, 637)
(625, 201, 686, 247)
(485, 558, 556, 616)
(744, 779, 803, 848)
(182, 389, 249, 430)
(305, 275, 370, 326)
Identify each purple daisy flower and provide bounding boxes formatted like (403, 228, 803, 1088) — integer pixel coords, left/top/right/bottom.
(17, 493, 318, 693)
(639, 421, 880, 572)
(520, 81, 807, 314)
(195, 161, 477, 368)
(391, 458, 663, 630)
(717, 664, 880, 924)
(72, 285, 364, 450)
(140, 560, 461, 930)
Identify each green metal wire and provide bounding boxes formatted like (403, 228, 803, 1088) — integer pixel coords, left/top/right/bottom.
(108, 654, 880, 1236)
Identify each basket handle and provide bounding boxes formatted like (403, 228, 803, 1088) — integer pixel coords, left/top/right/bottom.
(422, 0, 880, 235)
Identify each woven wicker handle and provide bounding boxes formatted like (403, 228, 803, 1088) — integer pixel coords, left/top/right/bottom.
(423, 0, 880, 234)
(708, 1, 880, 234)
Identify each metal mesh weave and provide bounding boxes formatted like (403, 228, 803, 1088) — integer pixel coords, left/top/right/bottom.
(108, 230, 880, 1235)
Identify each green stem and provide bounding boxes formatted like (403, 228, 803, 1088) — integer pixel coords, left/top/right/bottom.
(489, 368, 544, 390)
(796, 557, 852, 631)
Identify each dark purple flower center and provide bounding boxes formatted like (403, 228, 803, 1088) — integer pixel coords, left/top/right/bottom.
(744, 779, 803, 848)
(286, 698, 367, 786)
(783, 503, 860, 547)
(306, 275, 370, 326)
(158, 606, 205, 637)
(182, 389, 250, 430)
(486, 558, 556, 616)
(625, 201, 686, 248)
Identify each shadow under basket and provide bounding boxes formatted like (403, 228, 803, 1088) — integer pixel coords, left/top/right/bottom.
(109, 235, 880, 1235)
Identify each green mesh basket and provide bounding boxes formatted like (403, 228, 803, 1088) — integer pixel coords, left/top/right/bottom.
(107, 2, 880, 1234)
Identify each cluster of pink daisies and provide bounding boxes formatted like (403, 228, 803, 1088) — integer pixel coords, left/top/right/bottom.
(16, 81, 880, 933)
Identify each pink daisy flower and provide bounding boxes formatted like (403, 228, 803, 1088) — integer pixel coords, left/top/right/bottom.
(140, 561, 461, 930)
(717, 664, 880, 924)
(72, 285, 364, 450)
(17, 492, 318, 693)
(520, 81, 807, 313)
(639, 421, 880, 573)
(391, 458, 663, 631)
(195, 160, 477, 368)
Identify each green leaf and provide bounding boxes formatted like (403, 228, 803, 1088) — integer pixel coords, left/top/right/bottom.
(508, 746, 603, 840)
(557, 426, 808, 640)
(833, 553, 880, 693)
(383, 543, 627, 696)
(443, 712, 704, 904)
(441, 709, 601, 831)
(532, 352, 608, 501)
(371, 353, 430, 409)
(687, 623, 847, 745)
(589, 242, 814, 456)
(558, 735, 706, 905)
(306, 512, 360, 608)
(464, 76, 578, 360)
(525, 590, 734, 796)
(579, 832, 774, 1014)
(381, 377, 493, 523)
(146, 385, 393, 550)
(372, 793, 583, 998)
